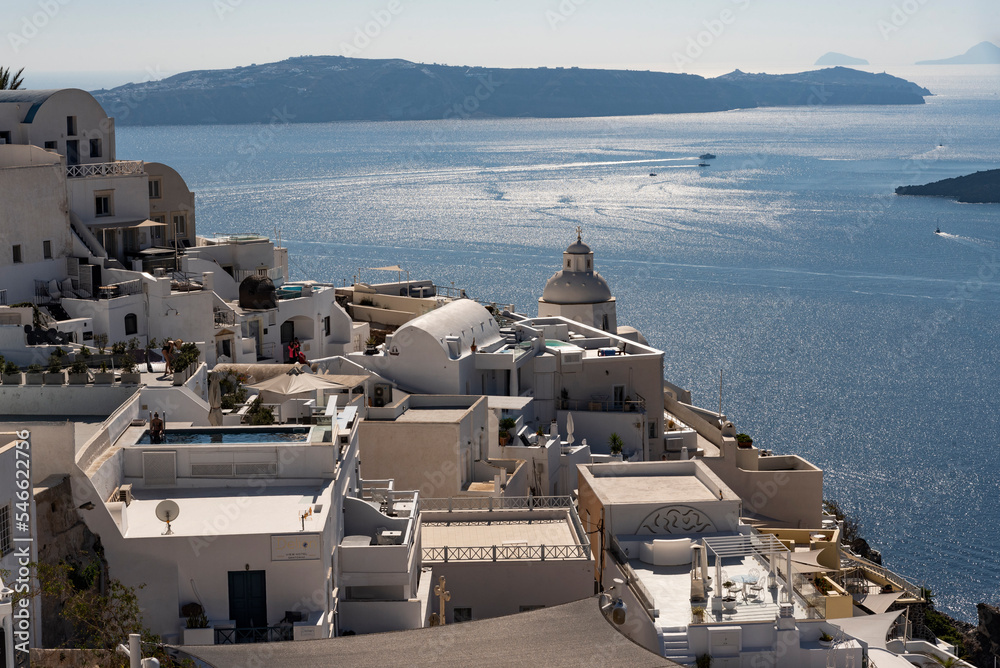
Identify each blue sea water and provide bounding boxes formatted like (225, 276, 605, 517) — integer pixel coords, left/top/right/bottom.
(117, 66, 1000, 622)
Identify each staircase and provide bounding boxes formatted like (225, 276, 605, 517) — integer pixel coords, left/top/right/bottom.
(43, 303, 71, 322)
(659, 625, 695, 665)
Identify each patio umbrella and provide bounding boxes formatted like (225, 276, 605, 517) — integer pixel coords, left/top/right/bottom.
(565, 412, 575, 446)
(208, 373, 223, 426)
(248, 369, 346, 402)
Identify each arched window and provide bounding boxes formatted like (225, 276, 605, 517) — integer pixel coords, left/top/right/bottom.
(124, 313, 138, 335)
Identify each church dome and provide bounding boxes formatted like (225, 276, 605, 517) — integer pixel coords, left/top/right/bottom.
(541, 271, 612, 305)
(566, 239, 592, 254)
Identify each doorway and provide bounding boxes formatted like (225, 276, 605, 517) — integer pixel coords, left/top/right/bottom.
(280, 321, 295, 361)
(66, 139, 79, 165)
(228, 570, 267, 639)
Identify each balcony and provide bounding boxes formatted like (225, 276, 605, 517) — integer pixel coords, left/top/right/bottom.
(559, 397, 646, 413)
(67, 160, 144, 178)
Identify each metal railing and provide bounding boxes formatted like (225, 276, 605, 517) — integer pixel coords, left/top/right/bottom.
(67, 160, 144, 178)
(99, 279, 143, 299)
(421, 496, 574, 512)
(214, 307, 237, 327)
(234, 266, 283, 282)
(840, 549, 924, 601)
(214, 626, 292, 645)
(422, 544, 589, 563)
(560, 398, 646, 413)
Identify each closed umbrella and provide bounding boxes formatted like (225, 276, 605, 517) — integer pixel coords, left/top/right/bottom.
(208, 373, 223, 426)
(566, 412, 575, 446)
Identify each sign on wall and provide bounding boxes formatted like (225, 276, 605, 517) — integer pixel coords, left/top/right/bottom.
(271, 534, 321, 561)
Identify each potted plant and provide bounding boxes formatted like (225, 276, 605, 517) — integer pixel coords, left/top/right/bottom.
(692, 606, 706, 623)
(2, 361, 22, 385)
(721, 580, 738, 611)
(94, 361, 115, 385)
(736, 433, 753, 448)
(364, 334, 378, 355)
(44, 354, 65, 385)
(696, 655, 712, 668)
(25, 363, 44, 385)
(181, 602, 214, 646)
(94, 333, 108, 355)
(68, 358, 90, 385)
(535, 426, 547, 443)
(609, 432, 624, 457)
(498, 417, 517, 446)
(171, 342, 200, 384)
(818, 631, 834, 648)
(119, 355, 141, 385)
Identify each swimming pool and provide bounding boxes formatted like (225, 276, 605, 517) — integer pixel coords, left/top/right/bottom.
(136, 427, 310, 445)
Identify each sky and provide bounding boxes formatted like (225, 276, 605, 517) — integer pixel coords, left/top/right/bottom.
(3, 0, 997, 89)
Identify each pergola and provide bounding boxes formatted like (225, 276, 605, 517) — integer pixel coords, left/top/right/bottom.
(702, 533, 792, 603)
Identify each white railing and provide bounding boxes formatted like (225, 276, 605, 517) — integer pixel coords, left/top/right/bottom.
(840, 549, 924, 601)
(67, 160, 144, 179)
(422, 544, 589, 563)
(420, 496, 574, 511)
(99, 279, 143, 299)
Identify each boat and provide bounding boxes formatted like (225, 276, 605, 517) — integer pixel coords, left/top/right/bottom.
(935, 226, 941, 234)
(649, 173, 657, 177)
(699, 153, 716, 160)
(698, 162, 710, 167)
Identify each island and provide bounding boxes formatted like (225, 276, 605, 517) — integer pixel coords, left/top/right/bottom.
(916, 41, 1000, 65)
(90, 56, 932, 126)
(895, 169, 1000, 204)
(815, 52, 869, 67)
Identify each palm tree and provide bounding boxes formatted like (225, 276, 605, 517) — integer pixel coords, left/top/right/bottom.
(0, 67, 25, 90)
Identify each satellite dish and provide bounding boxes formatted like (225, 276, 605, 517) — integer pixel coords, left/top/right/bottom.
(155, 500, 180, 535)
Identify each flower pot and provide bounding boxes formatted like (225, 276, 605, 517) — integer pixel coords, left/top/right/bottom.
(44, 371, 66, 385)
(68, 372, 90, 385)
(25, 372, 44, 386)
(120, 372, 142, 385)
(722, 597, 738, 611)
(1, 373, 22, 385)
(818, 638, 834, 648)
(94, 372, 116, 385)
(182, 626, 215, 646)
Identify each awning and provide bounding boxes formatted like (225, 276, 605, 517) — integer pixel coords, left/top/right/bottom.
(370, 265, 403, 271)
(788, 548, 834, 573)
(86, 218, 163, 231)
(852, 591, 903, 614)
(831, 610, 904, 650)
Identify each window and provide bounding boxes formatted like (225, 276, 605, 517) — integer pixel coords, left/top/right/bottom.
(66, 115, 77, 136)
(148, 179, 161, 199)
(124, 313, 138, 335)
(89, 137, 102, 158)
(44, 140, 57, 150)
(0, 504, 11, 557)
(43, 240, 52, 259)
(173, 214, 187, 236)
(0, 130, 11, 145)
(12, 244, 22, 264)
(649, 421, 657, 439)
(453, 607, 473, 623)
(95, 190, 113, 217)
(323, 316, 331, 336)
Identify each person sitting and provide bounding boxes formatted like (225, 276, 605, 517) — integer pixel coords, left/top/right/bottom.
(150, 412, 164, 444)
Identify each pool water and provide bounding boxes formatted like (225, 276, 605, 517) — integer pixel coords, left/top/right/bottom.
(137, 427, 310, 445)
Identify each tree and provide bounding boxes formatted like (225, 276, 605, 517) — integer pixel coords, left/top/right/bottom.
(0, 67, 25, 90)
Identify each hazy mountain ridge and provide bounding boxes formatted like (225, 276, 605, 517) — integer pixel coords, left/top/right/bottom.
(896, 169, 1000, 204)
(91, 56, 931, 126)
(917, 41, 1000, 65)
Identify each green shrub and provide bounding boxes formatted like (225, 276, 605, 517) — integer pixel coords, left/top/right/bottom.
(70, 359, 88, 374)
(609, 432, 624, 455)
(3, 361, 20, 375)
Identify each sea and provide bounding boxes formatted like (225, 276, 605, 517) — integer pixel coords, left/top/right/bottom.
(117, 65, 1000, 622)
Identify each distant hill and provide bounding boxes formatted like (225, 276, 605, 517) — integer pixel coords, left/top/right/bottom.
(917, 41, 1000, 65)
(895, 169, 1000, 204)
(815, 52, 869, 67)
(715, 67, 930, 107)
(89, 56, 931, 127)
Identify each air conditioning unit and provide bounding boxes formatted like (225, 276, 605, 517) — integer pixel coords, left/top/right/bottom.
(373, 383, 392, 408)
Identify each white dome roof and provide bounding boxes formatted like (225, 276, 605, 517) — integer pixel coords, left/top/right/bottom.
(541, 271, 613, 305)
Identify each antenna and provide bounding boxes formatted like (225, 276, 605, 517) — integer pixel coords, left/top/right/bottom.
(718, 368, 723, 423)
(155, 499, 180, 535)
